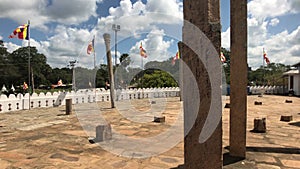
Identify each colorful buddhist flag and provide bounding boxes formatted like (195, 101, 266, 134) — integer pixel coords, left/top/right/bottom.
(171, 51, 180, 65)
(57, 79, 63, 86)
(171, 57, 176, 65)
(9, 24, 30, 40)
(87, 38, 95, 55)
(175, 51, 180, 59)
(220, 52, 226, 63)
(139, 42, 147, 58)
(23, 82, 28, 90)
(263, 49, 270, 65)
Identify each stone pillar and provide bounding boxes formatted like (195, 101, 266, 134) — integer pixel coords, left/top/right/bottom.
(66, 99, 72, 115)
(103, 33, 115, 108)
(183, 0, 222, 168)
(230, 0, 248, 158)
(177, 42, 183, 102)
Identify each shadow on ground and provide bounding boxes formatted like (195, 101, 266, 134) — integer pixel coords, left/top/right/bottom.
(289, 121, 300, 127)
(246, 146, 300, 154)
(223, 152, 245, 166)
(170, 164, 184, 169)
(169, 152, 246, 168)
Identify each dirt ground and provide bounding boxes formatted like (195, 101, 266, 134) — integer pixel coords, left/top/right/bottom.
(0, 95, 299, 169)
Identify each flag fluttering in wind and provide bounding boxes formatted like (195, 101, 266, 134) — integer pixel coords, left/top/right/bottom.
(172, 51, 180, 65)
(23, 82, 28, 90)
(220, 52, 226, 63)
(87, 38, 95, 55)
(11, 85, 15, 92)
(139, 42, 147, 58)
(57, 79, 63, 86)
(263, 49, 270, 65)
(9, 24, 30, 40)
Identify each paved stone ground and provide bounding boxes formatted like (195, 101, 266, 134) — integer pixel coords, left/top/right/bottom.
(0, 95, 299, 169)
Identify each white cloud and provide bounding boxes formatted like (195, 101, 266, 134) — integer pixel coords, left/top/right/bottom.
(0, 0, 183, 68)
(248, 0, 291, 19)
(146, 0, 183, 19)
(19, 25, 96, 68)
(99, 0, 183, 37)
(269, 18, 280, 26)
(45, 0, 101, 25)
(129, 28, 173, 68)
(0, 0, 102, 29)
(221, 27, 230, 49)
(221, 0, 300, 69)
(5, 42, 21, 53)
(247, 0, 300, 68)
(247, 25, 300, 69)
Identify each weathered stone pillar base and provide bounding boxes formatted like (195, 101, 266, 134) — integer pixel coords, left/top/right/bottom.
(66, 99, 72, 115)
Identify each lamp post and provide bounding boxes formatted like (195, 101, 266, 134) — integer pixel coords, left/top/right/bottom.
(69, 60, 77, 91)
(112, 24, 120, 66)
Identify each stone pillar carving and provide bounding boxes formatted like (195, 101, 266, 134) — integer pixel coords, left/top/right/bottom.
(230, 0, 248, 158)
(183, 0, 222, 168)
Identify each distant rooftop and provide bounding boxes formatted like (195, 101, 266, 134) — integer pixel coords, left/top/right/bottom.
(292, 62, 300, 67)
(283, 69, 299, 76)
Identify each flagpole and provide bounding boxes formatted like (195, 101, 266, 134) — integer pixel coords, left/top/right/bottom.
(28, 20, 31, 110)
(93, 35, 97, 102)
(263, 48, 265, 86)
(141, 54, 143, 89)
(93, 35, 96, 69)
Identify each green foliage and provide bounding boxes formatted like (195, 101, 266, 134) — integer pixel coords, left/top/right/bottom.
(119, 53, 131, 67)
(136, 70, 178, 88)
(221, 47, 231, 84)
(248, 63, 290, 86)
(0, 45, 291, 95)
(220, 48, 290, 86)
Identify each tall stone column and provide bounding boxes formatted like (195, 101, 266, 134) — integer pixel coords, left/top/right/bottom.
(183, 0, 222, 168)
(229, 0, 248, 158)
(103, 33, 115, 108)
(177, 42, 183, 102)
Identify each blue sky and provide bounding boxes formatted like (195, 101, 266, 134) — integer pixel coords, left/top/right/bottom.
(0, 0, 299, 69)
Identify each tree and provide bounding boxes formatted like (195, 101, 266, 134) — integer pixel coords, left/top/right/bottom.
(48, 67, 72, 85)
(221, 47, 231, 84)
(7, 47, 52, 88)
(0, 46, 13, 87)
(134, 69, 178, 88)
(119, 53, 131, 68)
(248, 63, 290, 86)
(96, 64, 109, 88)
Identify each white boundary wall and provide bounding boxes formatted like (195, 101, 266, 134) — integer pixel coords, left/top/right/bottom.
(0, 87, 180, 113)
(248, 86, 287, 95)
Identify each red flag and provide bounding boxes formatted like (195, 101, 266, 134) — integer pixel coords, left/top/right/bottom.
(263, 50, 270, 64)
(9, 24, 30, 40)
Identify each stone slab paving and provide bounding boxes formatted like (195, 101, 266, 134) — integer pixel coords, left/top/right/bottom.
(0, 95, 299, 168)
(223, 95, 300, 169)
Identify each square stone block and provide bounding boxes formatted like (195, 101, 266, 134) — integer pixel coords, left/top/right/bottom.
(280, 115, 293, 122)
(153, 116, 165, 123)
